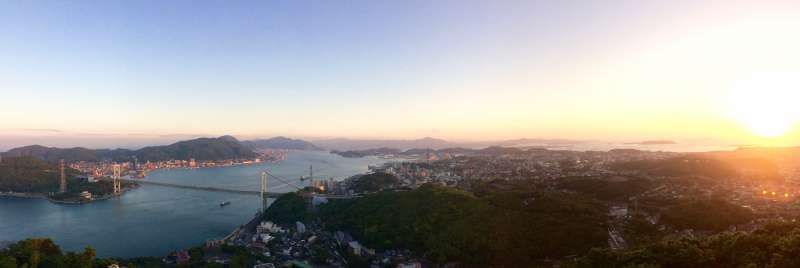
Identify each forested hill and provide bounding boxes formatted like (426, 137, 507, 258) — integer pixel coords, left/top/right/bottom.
(1, 135, 258, 163)
(135, 135, 257, 161)
(264, 184, 608, 266)
(0, 156, 79, 193)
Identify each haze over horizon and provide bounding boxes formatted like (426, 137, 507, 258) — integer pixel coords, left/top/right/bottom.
(3, 0, 800, 148)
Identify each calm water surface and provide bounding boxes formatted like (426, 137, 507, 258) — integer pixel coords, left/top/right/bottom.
(0, 151, 388, 257)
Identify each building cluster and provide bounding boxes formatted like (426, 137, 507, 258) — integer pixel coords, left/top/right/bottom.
(67, 150, 289, 180)
(156, 147, 800, 266)
(309, 178, 342, 194)
(365, 148, 800, 249)
(368, 149, 678, 190)
(203, 216, 419, 268)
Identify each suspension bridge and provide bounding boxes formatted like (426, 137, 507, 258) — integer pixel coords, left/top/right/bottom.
(105, 168, 356, 202)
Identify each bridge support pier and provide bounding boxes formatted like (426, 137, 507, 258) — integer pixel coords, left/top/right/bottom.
(112, 164, 122, 195)
(260, 171, 269, 213)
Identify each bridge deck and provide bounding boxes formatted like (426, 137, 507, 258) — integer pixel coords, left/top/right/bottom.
(111, 178, 356, 199)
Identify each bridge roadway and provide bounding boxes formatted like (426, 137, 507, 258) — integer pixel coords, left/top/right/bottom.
(112, 177, 357, 199)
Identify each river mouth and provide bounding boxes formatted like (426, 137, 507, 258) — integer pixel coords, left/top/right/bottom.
(0, 151, 389, 258)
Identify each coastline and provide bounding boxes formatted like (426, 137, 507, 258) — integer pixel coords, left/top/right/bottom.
(0, 185, 138, 205)
(0, 192, 47, 199)
(1, 150, 384, 258)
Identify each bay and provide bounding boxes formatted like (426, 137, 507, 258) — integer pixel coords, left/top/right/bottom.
(0, 151, 388, 258)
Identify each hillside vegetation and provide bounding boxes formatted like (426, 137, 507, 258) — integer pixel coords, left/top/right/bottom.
(0, 156, 128, 197)
(315, 184, 608, 266)
(660, 198, 754, 231)
(578, 221, 800, 268)
(560, 176, 654, 201)
(0, 156, 77, 193)
(0, 239, 97, 268)
(347, 172, 399, 193)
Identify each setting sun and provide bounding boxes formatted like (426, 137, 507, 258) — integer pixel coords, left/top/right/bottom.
(729, 73, 800, 137)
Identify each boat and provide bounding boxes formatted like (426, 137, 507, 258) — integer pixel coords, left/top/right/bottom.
(219, 201, 231, 207)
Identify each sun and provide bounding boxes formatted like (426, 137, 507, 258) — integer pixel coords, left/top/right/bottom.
(729, 73, 800, 138)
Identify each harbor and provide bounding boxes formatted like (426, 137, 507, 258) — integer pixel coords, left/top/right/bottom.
(0, 151, 389, 258)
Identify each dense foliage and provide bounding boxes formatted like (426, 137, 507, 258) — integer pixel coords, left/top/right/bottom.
(347, 172, 399, 193)
(317, 184, 608, 266)
(0, 156, 123, 197)
(0, 156, 78, 193)
(134, 135, 257, 161)
(0, 238, 96, 268)
(262, 192, 310, 226)
(577, 221, 800, 268)
(560, 177, 654, 201)
(2, 146, 113, 163)
(620, 215, 665, 247)
(660, 199, 754, 231)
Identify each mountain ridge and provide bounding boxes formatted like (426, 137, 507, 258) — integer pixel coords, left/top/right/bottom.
(1, 136, 258, 163)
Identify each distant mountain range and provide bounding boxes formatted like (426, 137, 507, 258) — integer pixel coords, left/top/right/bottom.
(1, 135, 258, 163)
(312, 137, 589, 151)
(312, 137, 453, 151)
(0, 135, 599, 163)
(242, 136, 323, 151)
(332, 146, 533, 158)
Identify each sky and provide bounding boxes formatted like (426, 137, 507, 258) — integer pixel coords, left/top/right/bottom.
(2, 0, 800, 149)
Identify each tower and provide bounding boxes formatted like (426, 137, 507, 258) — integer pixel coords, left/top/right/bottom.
(309, 165, 313, 188)
(260, 171, 269, 213)
(112, 164, 122, 195)
(59, 159, 66, 193)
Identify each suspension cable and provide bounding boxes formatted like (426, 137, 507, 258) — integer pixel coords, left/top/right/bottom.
(263, 170, 303, 190)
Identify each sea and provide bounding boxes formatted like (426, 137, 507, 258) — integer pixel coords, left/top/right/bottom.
(0, 151, 389, 258)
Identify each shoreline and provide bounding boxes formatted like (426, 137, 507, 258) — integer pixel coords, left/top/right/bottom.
(138, 156, 284, 179)
(0, 185, 138, 205)
(1, 150, 374, 259)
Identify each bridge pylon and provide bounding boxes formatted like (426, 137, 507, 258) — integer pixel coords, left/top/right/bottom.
(260, 171, 269, 213)
(112, 164, 122, 195)
(59, 159, 67, 193)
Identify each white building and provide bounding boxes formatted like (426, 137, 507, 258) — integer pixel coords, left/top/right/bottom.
(397, 262, 422, 268)
(257, 221, 284, 234)
(348, 241, 362, 256)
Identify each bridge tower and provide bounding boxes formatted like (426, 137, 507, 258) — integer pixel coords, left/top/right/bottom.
(59, 159, 66, 193)
(112, 164, 122, 195)
(260, 171, 269, 213)
(309, 165, 313, 188)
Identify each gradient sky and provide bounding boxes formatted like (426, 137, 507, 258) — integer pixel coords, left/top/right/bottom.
(2, 0, 800, 149)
